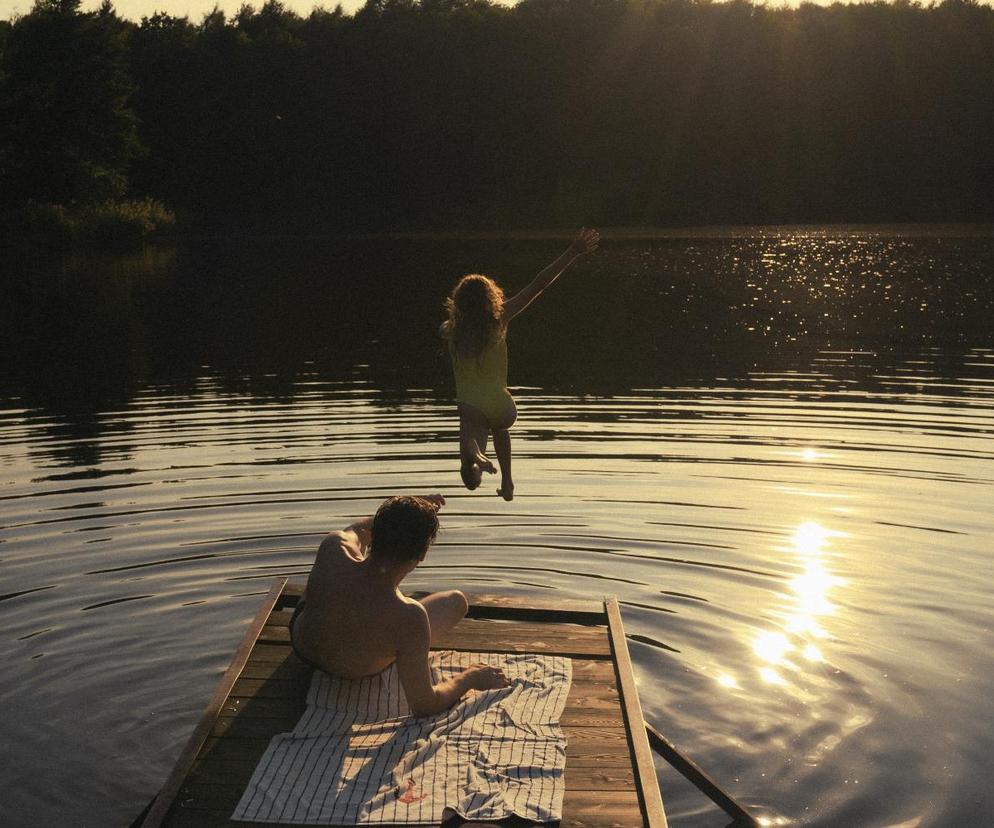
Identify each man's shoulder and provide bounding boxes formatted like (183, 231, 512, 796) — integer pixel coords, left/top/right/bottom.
(396, 596, 428, 622)
(395, 598, 429, 640)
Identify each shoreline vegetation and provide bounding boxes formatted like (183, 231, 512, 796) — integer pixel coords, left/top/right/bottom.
(3, 209, 991, 252)
(223, 222, 994, 241)
(1, 199, 176, 249)
(1, 0, 993, 252)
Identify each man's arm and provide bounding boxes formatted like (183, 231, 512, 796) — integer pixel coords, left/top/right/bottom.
(343, 516, 373, 556)
(502, 228, 600, 322)
(316, 519, 370, 564)
(324, 496, 443, 562)
(395, 603, 507, 716)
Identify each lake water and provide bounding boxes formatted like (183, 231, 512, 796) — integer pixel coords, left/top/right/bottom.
(1, 228, 993, 827)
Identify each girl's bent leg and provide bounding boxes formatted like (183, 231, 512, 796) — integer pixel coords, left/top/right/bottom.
(419, 590, 469, 643)
(458, 404, 496, 490)
(493, 428, 514, 501)
(492, 396, 516, 500)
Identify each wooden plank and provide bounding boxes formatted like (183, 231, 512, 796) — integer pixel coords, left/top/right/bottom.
(203, 723, 633, 756)
(432, 638, 611, 657)
(149, 586, 649, 828)
(179, 761, 637, 813)
(565, 725, 631, 752)
(258, 625, 291, 643)
(606, 598, 668, 828)
(171, 786, 643, 819)
(142, 578, 288, 828)
(207, 721, 630, 742)
(567, 685, 619, 705)
(238, 657, 312, 682)
(570, 659, 617, 681)
(444, 618, 605, 636)
(279, 583, 604, 616)
(464, 594, 607, 625)
(561, 790, 646, 828)
(267, 609, 293, 627)
(645, 723, 758, 826)
(162, 799, 645, 828)
(208, 710, 300, 740)
(228, 675, 615, 703)
(191, 755, 636, 792)
(244, 643, 296, 663)
(230, 677, 311, 699)
(560, 709, 624, 727)
(434, 619, 611, 656)
(465, 593, 605, 615)
(214, 695, 622, 727)
(197, 736, 276, 762)
(236, 655, 613, 688)
(443, 618, 608, 642)
(219, 695, 306, 719)
(246, 636, 616, 668)
(211, 713, 300, 738)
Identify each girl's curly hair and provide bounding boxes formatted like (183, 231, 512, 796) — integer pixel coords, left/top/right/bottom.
(444, 274, 506, 359)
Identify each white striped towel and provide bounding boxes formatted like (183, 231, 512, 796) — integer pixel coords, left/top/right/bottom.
(232, 650, 572, 824)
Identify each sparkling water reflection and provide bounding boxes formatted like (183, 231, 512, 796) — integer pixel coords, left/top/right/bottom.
(1, 232, 993, 828)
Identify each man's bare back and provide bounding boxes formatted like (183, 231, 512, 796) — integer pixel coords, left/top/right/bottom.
(291, 495, 508, 715)
(293, 529, 421, 678)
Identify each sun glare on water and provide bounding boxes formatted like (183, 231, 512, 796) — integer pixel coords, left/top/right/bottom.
(749, 520, 846, 687)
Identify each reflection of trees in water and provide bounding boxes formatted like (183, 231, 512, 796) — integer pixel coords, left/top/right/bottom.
(27, 412, 137, 469)
(1, 249, 180, 467)
(2, 236, 993, 458)
(1, 247, 176, 410)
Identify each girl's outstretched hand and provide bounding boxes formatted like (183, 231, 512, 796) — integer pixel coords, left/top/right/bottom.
(569, 228, 600, 258)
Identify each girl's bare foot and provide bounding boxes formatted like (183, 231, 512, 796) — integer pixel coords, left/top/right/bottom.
(461, 462, 483, 490)
(497, 482, 514, 501)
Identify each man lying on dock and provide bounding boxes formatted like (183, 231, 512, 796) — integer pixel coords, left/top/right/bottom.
(290, 494, 509, 715)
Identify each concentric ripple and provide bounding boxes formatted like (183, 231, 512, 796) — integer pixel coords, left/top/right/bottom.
(2, 348, 993, 827)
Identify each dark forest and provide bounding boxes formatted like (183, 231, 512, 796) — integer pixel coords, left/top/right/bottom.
(2, 0, 993, 231)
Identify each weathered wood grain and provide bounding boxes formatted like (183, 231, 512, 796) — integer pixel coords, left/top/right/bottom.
(433, 619, 611, 656)
(148, 586, 667, 828)
(606, 599, 668, 828)
(143, 578, 288, 828)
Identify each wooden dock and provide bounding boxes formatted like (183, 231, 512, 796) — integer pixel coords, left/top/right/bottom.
(139, 577, 668, 828)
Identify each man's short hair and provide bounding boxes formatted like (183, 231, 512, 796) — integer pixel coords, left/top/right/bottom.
(369, 496, 439, 563)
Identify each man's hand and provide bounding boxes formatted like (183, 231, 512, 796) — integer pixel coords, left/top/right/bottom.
(462, 664, 510, 691)
(419, 493, 446, 511)
(568, 228, 600, 258)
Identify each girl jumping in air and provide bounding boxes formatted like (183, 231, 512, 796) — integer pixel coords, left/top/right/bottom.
(440, 228, 600, 500)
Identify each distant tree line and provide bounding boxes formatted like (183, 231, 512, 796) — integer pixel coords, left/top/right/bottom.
(1, 0, 993, 230)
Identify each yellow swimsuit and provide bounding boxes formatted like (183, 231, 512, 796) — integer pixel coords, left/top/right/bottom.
(448, 333, 515, 425)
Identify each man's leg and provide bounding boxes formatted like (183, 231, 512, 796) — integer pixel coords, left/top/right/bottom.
(420, 590, 469, 644)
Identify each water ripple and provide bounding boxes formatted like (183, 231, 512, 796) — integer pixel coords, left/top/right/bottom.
(1, 351, 993, 828)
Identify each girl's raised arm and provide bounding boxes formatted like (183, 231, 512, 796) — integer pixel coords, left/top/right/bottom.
(502, 228, 599, 322)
